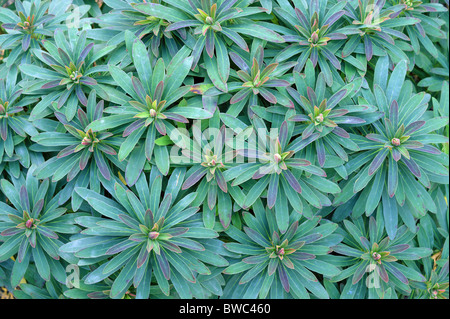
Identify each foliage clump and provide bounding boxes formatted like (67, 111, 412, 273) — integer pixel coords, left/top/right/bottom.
(0, 0, 448, 300)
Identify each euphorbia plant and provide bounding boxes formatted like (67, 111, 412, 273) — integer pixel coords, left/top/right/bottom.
(31, 91, 122, 211)
(222, 200, 342, 298)
(0, 167, 83, 287)
(274, 0, 348, 86)
(62, 168, 228, 299)
(287, 60, 379, 168)
(333, 57, 448, 238)
(94, 0, 186, 58)
(0, 0, 81, 67)
(229, 119, 339, 232)
(331, 215, 432, 298)
(132, 0, 285, 91)
(86, 38, 212, 184)
(0, 66, 38, 161)
(19, 28, 121, 121)
(339, 0, 418, 63)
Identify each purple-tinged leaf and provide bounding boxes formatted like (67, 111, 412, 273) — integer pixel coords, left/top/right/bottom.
(302, 124, 316, 140)
(0, 119, 7, 141)
(289, 114, 309, 122)
(328, 109, 349, 118)
(352, 261, 368, 284)
(93, 100, 104, 121)
(32, 199, 44, 217)
(364, 35, 373, 61)
(286, 158, 311, 167)
(118, 214, 140, 230)
(160, 241, 182, 253)
(22, 34, 31, 51)
(230, 88, 251, 104)
(165, 20, 202, 32)
(78, 109, 89, 129)
(415, 145, 441, 155)
(1, 228, 23, 237)
(402, 141, 424, 149)
(20, 186, 30, 213)
(333, 127, 350, 138)
(321, 47, 341, 70)
(267, 173, 279, 209)
(401, 156, 421, 178)
(282, 169, 302, 194)
(38, 226, 59, 239)
(164, 112, 189, 123)
(182, 167, 208, 190)
(359, 236, 371, 251)
(215, 169, 228, 193)
(208, 183, 217, 210)
(387, 156, 398, 197)
(283, 221, 299, 242)
(123, 119, 145, 137)
(289, 252, 315, 260)
(57, 144, 77, 158)
(299, 233, 322, 244)
(243, 227, 270, 247)
(392, 148, 401, 162)
(156, 250, 171, 279)
(221, 27, 249, 52)
(106, 240, 138, 255)
(77, 43, 94, 65)
(316, 138, 326, 167)
(327, 32, 347, 40)
(57, 89, 70, 109)
(165, 227, 189, 237)
(41, 80, 61, 89)
(17, 238, 29, 263)
(377, 264, 389, 283)
(76, 85, 88, 106)
(79, 76, 97, 86)
(94, 148, 111, 180)
(333, 116, 365, 124)
(217, 0, 238, 15)
(157, 193, 172, 219)
(369, 148, 389, 175)
(154, 119, 166, 136)
(404, 121, 425, 135)
(366, 133, 388, 143)
(384, 262, 409, 285)
(154, 81, 164, 103)
(96, 143, 117, 156)
(278, 264, 290, 292)
(237, 148, 269, 160)
(389, 244, 409, 254)
(258, 87, 277, 104)
(205, 29, 215, 58)
(279, 121, 288, 149)
(263, 79, 290, 87)
(79, 149, 90, 170)
(327, 89, 348, 109)
(310, 47, 318, 67)
(376, 31, 395, 45)
(131, 76, 146, 101)
(136, 245, 150, 268)
(323, 10, 345, 28)
(229, 52, 250, 73)
(294, 8, 310, 30)
(389, 100, 399, 127)
(54, 111, 69, 125)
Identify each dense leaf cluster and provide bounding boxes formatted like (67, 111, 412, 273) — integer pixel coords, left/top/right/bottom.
(0, 0, 448, 299)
